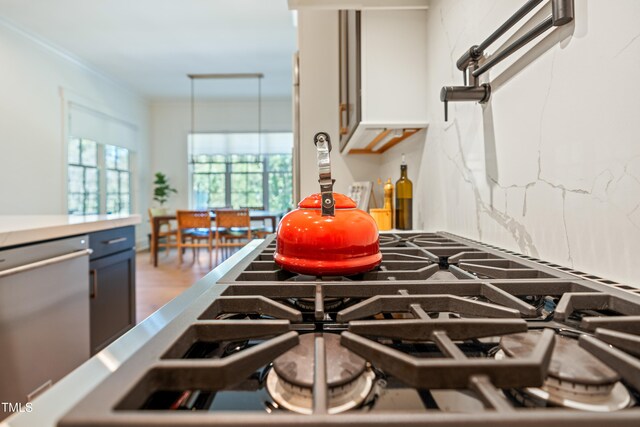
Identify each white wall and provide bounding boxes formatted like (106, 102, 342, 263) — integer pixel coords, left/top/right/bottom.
(298, 2, 640, 287)
(414, 0, 640, 287)
(0, 20, 150, 244)
(149, 98, 292, 210)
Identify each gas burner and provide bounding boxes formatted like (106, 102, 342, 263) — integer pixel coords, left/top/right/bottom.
(496, 331, 634, 411)
(266, 333, 376, 414)
(291, 297, 350, 312)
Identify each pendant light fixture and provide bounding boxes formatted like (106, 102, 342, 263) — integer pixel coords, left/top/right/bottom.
(187, 73, 265, 161)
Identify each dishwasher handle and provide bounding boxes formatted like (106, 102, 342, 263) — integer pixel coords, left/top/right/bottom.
(0, 248, 93, 278)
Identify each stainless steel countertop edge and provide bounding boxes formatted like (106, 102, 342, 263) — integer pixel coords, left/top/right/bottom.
(1, 239, 264, 427)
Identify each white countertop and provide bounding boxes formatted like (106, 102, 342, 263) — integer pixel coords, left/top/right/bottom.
(0, 214, 141, 248)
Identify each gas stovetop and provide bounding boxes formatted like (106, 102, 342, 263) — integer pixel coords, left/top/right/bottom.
(58, 232, 640, 426)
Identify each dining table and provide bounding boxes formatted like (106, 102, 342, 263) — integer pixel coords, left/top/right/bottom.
(151, 210, 283, 267)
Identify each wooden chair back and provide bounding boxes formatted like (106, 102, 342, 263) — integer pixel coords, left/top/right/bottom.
(176, 210, 211, 229)
(175, 211, 213, 269)
(215, 209, 251, 229)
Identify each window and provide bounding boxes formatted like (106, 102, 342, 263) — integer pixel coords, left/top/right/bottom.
(67, 139, 132, 215)
(192, 154, 226, 209)
(266, 154, 293, 212)
(230, 154, 264, 209)
(105, 145, 131, 214)
(68, 139, 99, 215)
(189, 133, 293, 211)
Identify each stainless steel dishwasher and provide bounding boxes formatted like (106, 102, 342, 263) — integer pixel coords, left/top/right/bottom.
(0, 235, 91, 418)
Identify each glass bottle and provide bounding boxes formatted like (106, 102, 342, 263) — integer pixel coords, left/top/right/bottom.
(395, 154, 413, 230)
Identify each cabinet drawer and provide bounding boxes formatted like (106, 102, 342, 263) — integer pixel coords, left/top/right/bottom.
(89, 226, 135, 260)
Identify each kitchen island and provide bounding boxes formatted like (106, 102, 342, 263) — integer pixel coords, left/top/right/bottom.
(0, 214, 141, 422)
(0, 239, 261, 427)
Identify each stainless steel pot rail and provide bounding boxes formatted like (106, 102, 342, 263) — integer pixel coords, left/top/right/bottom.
(440, 0, 574, 121)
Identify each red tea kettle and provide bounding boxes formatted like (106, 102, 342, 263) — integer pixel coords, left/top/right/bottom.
(274, 132, 382, 276)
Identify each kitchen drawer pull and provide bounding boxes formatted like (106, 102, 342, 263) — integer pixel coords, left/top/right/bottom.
(27, 379, 52, 401)
(0, 249, 92, 279)
(90, 268, 98, 299)
(339, 103, 348, 135)
(104, 237, 127, 245)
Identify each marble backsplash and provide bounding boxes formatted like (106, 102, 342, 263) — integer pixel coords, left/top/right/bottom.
(403, 0, 640, 287)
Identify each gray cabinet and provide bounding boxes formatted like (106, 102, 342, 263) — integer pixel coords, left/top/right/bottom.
(338, 9, 361, 152)
(337, 9, 429, 154)
(89, 226, 136, 355)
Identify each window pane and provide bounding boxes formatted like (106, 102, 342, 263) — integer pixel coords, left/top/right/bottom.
(208, 175, 226, 207)
(247, 161, 263, 173)
(119, 197, 130, 215)
(105, 145, 117, 169)
(194, 163, 210, 173)
(86, 193, 99, 214)
(68, 139, 81, 164)
(232, 162, 248, 172)
(68, 193, 82, 215)
(106, 170, 119, 193)
(231, 192, 246, 208)
(119, 172, 130, 194)
(192, 174, 208, 209)
(247, 190, 263, 209)
(106, 195, 117, 214)
(193, 174, 208, 190)
(249, 173, 262, 185)
(192, 173, 226, 209)
(196, 154, 209, 163)
(117, 148, 129, 170)
(85, 167, 98, 193)
(68, 166, 84, 193)
(81, 140, 97, 166)
(268, 154, 292, 172)
(210, 163, 226, 173)
(269, 172, 293, 212)
(230, 174, 245, 192)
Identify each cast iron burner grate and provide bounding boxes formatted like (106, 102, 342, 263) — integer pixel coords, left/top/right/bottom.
(57, 232, 640, 427)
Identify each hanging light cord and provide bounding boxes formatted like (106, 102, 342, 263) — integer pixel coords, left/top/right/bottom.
(258, 76, 262, 158)
(190, 77, 195, 163)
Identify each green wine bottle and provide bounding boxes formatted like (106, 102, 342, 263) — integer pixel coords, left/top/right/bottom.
(395, 154, 413, 230)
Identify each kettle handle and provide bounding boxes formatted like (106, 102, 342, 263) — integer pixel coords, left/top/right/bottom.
(314, 132, 335, 216)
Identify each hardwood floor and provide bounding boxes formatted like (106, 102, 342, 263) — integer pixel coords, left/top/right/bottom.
(135, 248, 231, 322)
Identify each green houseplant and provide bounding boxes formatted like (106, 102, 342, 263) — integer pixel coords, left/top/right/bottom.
(153, 172, 177, 208)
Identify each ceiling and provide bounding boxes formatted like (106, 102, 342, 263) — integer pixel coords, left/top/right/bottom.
(0, 0, 297, 99)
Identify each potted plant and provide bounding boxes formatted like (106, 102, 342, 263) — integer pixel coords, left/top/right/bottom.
(153, 172, 177, 213)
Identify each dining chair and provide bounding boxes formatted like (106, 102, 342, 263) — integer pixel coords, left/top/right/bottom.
(176, 210, 214, 269)
(214, 209, 251, 264)
(148, 208, 178, 264)
(240, 205, 270, 238)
